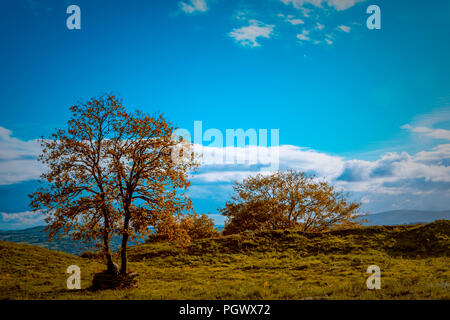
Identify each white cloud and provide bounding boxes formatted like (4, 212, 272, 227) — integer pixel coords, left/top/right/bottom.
(296, 30, 310, 41)
(286, 17, 305, 25)
(0, 127, 44, 185)
(0, 127, 41, 160)
(300, 7, 311, 17)
(179, 0, 208, 14)
(322, 33, 334, 45)
(338, 25, 351, 32)
(401, 124, 450, 140)
(229, 20, 274, 47)
(281, 0, 365, 11)
(414, 144, 450, 163)
(295, 29, 334, 45)
(193, 145, 339, 183)
(277, 0, 362, 47)
(0, 159, 44, 185)
(190, 140, 450, 201)
(333, 147, 450, 196)
(279, 14, 304, 25)
(0, 211, 45, 227)
(327, 0, 364, 10)
(316, 22, 325, 30)
(277, 145, 344, 177)
(234, 11, 248, 21)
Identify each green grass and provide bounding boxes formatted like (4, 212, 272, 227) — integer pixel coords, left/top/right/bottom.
(0, 220, 449, 300)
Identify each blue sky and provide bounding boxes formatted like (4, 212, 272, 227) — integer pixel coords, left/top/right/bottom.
(0, 0, 449, 229)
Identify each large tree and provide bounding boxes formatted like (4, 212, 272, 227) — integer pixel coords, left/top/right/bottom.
(109, 110, 198, 274)
(30, 95, 123, 274)
(221, 170, 364, 234)
(30, 94, 198, 275)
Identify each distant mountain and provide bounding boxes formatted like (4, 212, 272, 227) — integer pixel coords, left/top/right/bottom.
(0, 226, 121, 255)
(364, 210, 450, 226)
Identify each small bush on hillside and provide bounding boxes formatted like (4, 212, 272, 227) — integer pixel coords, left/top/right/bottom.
(182, 213, 220, 240)
(147, 213, 219, 243)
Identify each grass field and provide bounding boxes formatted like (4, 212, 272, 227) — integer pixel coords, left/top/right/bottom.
(0, 220, 449, 300)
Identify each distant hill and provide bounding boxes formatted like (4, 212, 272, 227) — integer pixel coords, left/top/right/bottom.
(0, 226, 98, 255)
(364, 210, 450, 226)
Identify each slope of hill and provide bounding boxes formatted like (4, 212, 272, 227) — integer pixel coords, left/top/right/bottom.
(365, 210, 450, 226)
(0, 210, 447, 256)
(0, 220, 449, 300)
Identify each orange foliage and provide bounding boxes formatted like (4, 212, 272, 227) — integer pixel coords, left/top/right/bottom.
(221, 170, 365, 235)
(30, 93, 199, 274)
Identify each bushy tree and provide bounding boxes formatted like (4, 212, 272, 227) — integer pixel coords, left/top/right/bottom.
(221, 170, 364, 235)
(147, 213, 219, 242)
(30, 94, 198, 275)
(181, 213, 220, 240)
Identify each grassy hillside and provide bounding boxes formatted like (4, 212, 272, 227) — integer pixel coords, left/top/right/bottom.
(1, 210, 448, 255)
(0, 220, 449, 300)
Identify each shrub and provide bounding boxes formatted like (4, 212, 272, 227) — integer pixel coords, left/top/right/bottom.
(147, 213, 219, 243)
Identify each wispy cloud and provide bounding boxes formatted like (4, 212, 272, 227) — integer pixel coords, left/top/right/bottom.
(234, 11, 248, 21)
(296, 29, 310, 41)
(286, 16, 305, 25)
(229, 20, 274, 47)
(0, 211, 45, 229)
(0, 127, 43, 185)
(400, 107, 450, 141)
(407, 105, 450, 128)
(0, 127, 40, 160)
(179, 0, 208, 14)
(278, 13, 304, 25)
(401, 124, 450, 140)
(296, 30, 333, 45)
(338, 25, 351, 32)
(324, 34, 334, 44)
(280, 0, 365, 11)
(278, 0, 361, 47)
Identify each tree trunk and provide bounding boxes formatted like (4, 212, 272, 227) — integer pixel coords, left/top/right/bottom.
(101, 207, 117, 275)
(120, 233, 129, 275)
(120, 216, 130, 275)
(103, 230, 115, 274)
